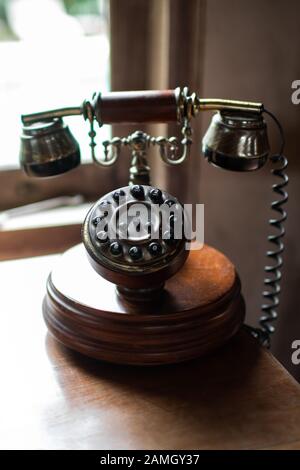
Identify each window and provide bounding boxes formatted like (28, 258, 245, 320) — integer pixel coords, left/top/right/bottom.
(0, 0, 110, 169)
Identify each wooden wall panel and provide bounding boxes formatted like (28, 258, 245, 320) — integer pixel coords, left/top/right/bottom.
(199, 0, 300, 379)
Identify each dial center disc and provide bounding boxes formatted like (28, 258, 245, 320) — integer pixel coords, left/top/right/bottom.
(111, 200, 160, 244)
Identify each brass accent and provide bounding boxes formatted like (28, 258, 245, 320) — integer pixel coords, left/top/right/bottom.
(196, 98, 264, 114)
(175, 87, 263, 118)
(21, 106, 83, 125)
(175, 86, 194, 122)
(175, 86, 185, 123)
(92, 122, 193, 184)
(155, 119, 193, 166)
(85, 99, 120, 168)
(126, 131, 151, 185)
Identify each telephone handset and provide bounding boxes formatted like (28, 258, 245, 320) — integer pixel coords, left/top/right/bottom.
(19, 87, 288, 364)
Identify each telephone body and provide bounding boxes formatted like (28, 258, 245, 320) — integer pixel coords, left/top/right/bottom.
(19, 87, 288, 364)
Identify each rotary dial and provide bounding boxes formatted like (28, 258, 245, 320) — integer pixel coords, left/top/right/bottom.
(83, 185, 186, 273)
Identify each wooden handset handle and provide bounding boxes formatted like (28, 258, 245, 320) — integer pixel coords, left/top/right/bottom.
(93, 89, 179, 125)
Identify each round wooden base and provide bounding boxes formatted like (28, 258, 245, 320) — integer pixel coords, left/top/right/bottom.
(43, 244, 245, 366)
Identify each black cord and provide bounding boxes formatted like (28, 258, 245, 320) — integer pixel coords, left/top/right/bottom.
(246, 109, 288, 348)
(264, 109, 286, 155)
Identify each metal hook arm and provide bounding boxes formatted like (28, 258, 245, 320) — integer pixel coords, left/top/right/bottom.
(155, 119, 193, 166)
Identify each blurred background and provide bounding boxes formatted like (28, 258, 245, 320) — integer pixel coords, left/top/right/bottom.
(0, 0, 110, 167)
(0, 0, 299, 379)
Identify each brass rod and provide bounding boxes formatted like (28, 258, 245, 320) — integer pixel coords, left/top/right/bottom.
(198, 99, 263, 114)
(21, 106, 82, 124)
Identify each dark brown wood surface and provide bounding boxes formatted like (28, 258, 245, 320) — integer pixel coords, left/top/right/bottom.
(43, 244, 245, 365)
(0, 253, 300, 449)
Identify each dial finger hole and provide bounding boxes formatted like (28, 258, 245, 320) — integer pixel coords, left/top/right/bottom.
(110, 241, 123, 256)
(128, 246, 143, 260)
(148, 242, 162, 257)
(130, 185, 145, 200)
(96, 231, 108, 243)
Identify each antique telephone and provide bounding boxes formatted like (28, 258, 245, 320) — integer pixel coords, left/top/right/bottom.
(19, 87, 288, 365)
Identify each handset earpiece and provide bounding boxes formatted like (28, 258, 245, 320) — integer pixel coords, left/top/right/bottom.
(19, 118, 81, 177)
(202, 110, 269, 171)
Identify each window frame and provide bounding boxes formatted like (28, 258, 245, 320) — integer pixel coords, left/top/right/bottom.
(0, 163, 119, 211)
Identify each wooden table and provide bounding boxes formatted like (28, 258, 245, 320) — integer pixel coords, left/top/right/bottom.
(0, 253, 300, 450)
